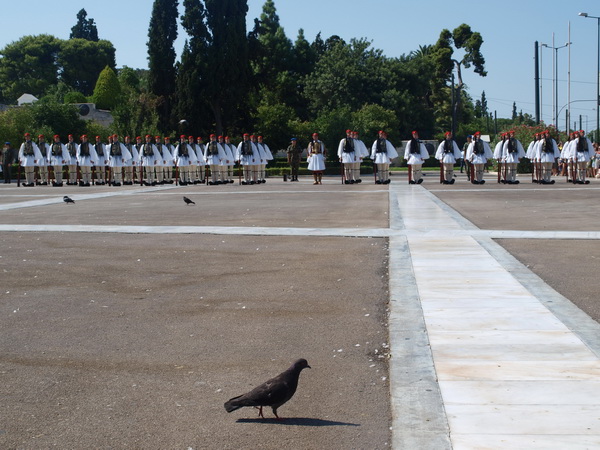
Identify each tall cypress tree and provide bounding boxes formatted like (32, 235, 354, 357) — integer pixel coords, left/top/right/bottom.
(177, 0, 211, 135)
(147, 0, 179, 133)
(204, 0, 251, 134)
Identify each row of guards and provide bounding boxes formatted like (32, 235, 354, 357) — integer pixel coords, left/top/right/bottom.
(16, 133, 274, 187)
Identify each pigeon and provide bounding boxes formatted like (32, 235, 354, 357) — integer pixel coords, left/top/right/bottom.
(224, 358, 310, 419)
(183, 196, 195, 205)
(63, 196, 75, 204)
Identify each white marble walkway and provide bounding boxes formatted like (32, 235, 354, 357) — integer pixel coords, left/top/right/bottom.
(388, 184, 600, 450)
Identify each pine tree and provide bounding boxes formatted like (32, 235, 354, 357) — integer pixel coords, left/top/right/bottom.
(70, 9, 99, 42)
(512, 102, 517, 120)
(147, 0, 178, 133)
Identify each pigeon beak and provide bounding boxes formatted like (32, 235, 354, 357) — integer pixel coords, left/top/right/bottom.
(307, 364, 311, 369)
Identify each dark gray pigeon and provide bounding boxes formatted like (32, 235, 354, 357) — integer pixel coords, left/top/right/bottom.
(183, 196, 195, 205)
(63, 196, 75, 204)
(224, 358, 310, 419)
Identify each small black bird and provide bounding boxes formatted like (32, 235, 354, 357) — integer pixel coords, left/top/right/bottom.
(183, 196, 195, 205)
(63, 196, 75, 204)
(224, 358, 310, 419)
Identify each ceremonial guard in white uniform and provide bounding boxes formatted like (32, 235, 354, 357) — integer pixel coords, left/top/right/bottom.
(122, 136, 136, 185)
(466, 131, 493, 184)
(435, 131, 462, 184)
(108, 135, 132, 186)
(48, 134, 69, 186)
(18, 133, 43, 186)
(526, 133, 541, 183)
(534, 130, 560, 184)
(404, 130, 429, 184)
(36, 135, 49, 185)
(140, 135, 160, 185)
(338, 129, 359, 184)
(371, 130, 398, 184)
(193, 136, 206, 184)
(235, 133, 257, 185)
(307, 132, 326, 185)
(571, 130, 594, 184)
(353, 131, 369, 182)
(65, 134, 78, 185)
(493, 133, 507, 183)
(77, 135, 94, 186)
(501, 130, 525, 184)
(155, 136, 174, 184)
(220, 136, 236, 183)
(204, 134, 226, 185)
(174, 135, 196, 185)
(562, 132, 577, 182)
(257, 136, 273, 183)
(162, 137, 175, 184)
(93, 135, 108, 185)
(134, 136, 145, 184)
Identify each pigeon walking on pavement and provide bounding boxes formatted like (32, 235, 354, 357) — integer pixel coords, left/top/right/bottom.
(224, 358, 310, 419)
(63, 196, 75, 204)
(183, 196, 195, 205)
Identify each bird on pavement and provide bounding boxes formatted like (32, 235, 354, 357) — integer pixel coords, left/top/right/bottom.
(224, 358, 310, 419)
(183, 196, 195, 205)
(63, 196, 75, 204)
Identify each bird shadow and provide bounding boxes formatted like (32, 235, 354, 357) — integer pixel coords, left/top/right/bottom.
(236, 417, 360, 427)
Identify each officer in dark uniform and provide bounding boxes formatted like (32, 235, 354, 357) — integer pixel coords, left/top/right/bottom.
(286, 138, 302, 181)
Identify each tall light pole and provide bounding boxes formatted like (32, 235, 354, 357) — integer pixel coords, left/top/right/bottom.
(542, 39, 570, 129)
(579, 12, 600, 143)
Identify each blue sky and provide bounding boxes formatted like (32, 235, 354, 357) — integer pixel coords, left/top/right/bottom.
(2, 0, 600, 130)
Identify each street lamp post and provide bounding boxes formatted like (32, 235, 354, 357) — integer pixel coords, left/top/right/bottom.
(579, 12, 600, 143)
(542, 39, 570, 129)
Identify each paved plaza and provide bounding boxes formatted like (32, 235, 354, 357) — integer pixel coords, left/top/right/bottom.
(1, 172, 600, 449)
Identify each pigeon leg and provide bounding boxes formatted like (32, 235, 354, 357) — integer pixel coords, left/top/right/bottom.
(256, 406, 264, 419)
(272, 408, 283, 420)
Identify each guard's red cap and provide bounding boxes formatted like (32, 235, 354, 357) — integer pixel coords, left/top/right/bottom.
(38, 134, 45, 138)
(53, 134, 60, 139)
(312, 132, 319, 137)
(210, 134, 216, 138)
(445, 131, 451, 137)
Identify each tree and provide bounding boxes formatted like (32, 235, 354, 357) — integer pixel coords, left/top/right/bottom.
(512, 102, 517, 120)
(303, 39, 390, 115)
(70, 9, 99, 41)
(147, 0, 179, 132)
(0, 34, 61, 102)
(250, 0, 293, 99)
(176, 0, 211, 135)
(92, 66, 121, 110)
(58, 38, 116, 96)
(431, 24, 486, 128)
(204, 0, 251, 134)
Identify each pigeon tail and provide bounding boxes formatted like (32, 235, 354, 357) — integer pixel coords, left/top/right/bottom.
(224, 395, 245, 413)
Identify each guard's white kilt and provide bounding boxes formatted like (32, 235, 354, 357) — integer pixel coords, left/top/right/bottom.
(307, 154, 326, 171)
